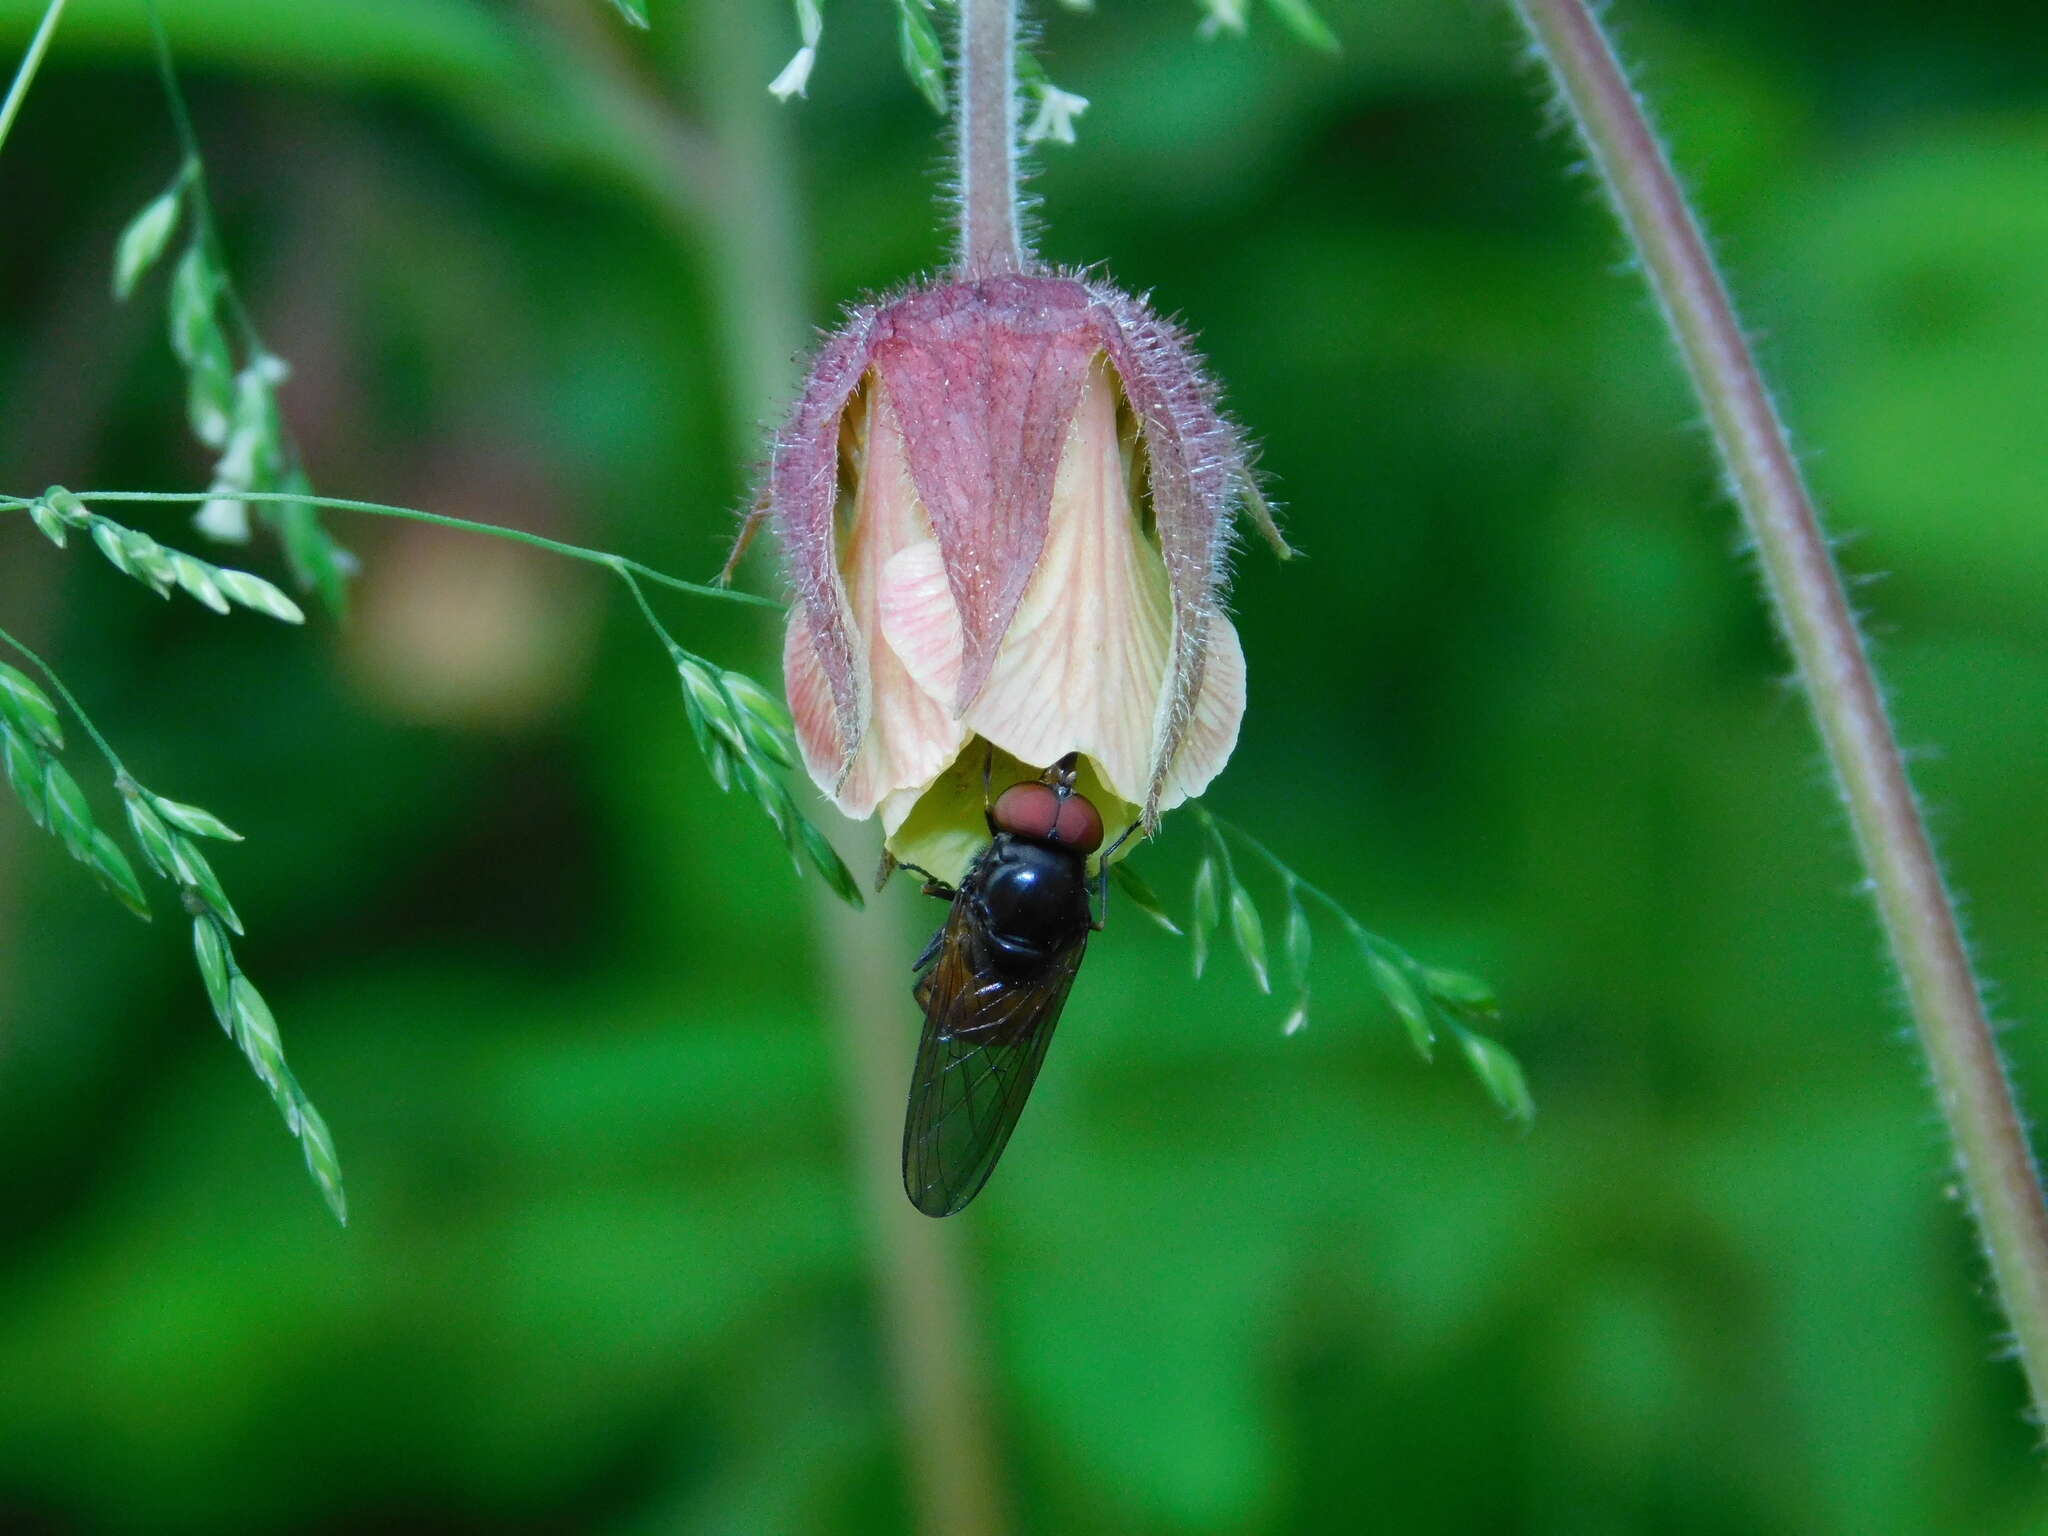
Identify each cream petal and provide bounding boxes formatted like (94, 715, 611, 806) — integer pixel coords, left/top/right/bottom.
(876, 539, 964, 706)
(955, 355, 1173, 806)
(1156, 610, 1245, 811)
(789, 379, 968, 820)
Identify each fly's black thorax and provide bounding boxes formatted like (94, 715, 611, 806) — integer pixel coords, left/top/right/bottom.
(964, 833, 1092, 977)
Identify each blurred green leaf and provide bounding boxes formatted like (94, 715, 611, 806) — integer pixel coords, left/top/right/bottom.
(192, 915, 233, 1027)
(1456, 1029, 1534, 1125)
(214, 568, 306, 624)
(1283, 889, 1311, 991)
(0, 662, 63, 749)
(113, 188, 183, 300)
(28, 497, 68, 546)
(123, 793, 179, 877)
(1227, 882, 1270, 993)
(1262, 0, 1338, 52)
(894, 0, 947, 114)
(153, 794, 242, 842)
(86, 829, 151, 919)
(1111, 860, 1182, 935)
(798, 817, 864, 908)
(166, 242, 221, 364)
(1425, 965, 1499, 1017)
(169, 835, 243, 935)
(41, 757, 94, 857)
(1362, 940, 1434, 1061)
(1189, 855, 1219, 978)
(3, 726, 49, 828)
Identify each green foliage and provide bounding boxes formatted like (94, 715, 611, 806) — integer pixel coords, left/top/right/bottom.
(3, 0, 2045, 1530)
(112, 19, 354, 615)
(769, 0, 824, 100)
(1196, 0, 1338, 49)
(112, 183, 183, 300)
(0, 663, 151, 918)
(1158, 806, 1535, 1125)
(1108, 859, 1181, 934)
(893, 0, 948, 115)
(0, 631, 345, 1220)
(28, 488, 304, 623)
(669, 644, 862, 907)
(1257, 0, 1338, 52)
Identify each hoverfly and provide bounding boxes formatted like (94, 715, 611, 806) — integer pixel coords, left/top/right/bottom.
(897, 754, 1128, 1217)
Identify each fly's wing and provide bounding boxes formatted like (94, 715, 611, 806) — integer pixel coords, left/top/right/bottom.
(902, 898, 1087, 1217)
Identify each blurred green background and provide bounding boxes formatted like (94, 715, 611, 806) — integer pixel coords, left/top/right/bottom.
(4, 0, 2047, 1530)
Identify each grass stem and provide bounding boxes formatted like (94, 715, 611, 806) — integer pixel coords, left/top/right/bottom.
(0, 0, 67, 156)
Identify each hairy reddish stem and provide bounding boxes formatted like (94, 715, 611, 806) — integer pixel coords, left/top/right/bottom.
(1509, 0, 2048, 1423)
(957, 0, 1022, 275)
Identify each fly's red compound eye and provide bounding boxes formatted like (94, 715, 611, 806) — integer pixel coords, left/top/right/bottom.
(993, 781, 1105, 854)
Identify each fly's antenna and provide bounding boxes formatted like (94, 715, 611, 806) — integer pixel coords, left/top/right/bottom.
(1048, 750, 1080, 805)
(981, 742, 997, 835)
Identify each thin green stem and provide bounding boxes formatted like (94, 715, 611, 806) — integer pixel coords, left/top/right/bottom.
(142, 0, 266, 356)
(1509, 0, 2048, 1420)
(612, 562, 688, 658)
(1197, 806, 1368, 945)
(0, 624, 126, 774)
(0, 0, 67, 156)
(1, 490, 773, 609)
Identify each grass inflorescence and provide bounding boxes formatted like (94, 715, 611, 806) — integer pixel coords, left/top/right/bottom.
(0, 635, 346, 1221)
(109, 4, 353, 613)
(28, 488, 305, 623)
(1113, 806, 1533, 1124)
(3, 474, 863, 1217)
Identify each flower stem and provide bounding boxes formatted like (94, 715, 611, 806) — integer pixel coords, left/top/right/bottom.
(956, 0, 1023, 276)
(1508, 0, 2048, 1418)
(0, 0, 67, 156)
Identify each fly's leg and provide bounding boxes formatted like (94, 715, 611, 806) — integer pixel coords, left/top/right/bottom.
(1088, 821, 1142, 932)
(894, 859, 957, 902)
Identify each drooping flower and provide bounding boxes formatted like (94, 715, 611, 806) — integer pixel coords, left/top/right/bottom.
(769, 271, 1287, 884)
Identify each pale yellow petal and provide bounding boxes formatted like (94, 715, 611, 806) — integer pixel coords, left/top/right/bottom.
(791, 378, 968, 820)
(953, 355, 1173, 806)
(1155, 611, 1245, 811)
(876, 539, 963, 704)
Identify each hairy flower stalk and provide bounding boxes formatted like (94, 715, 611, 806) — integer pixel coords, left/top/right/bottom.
(1510, 0, 2048, 1420)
